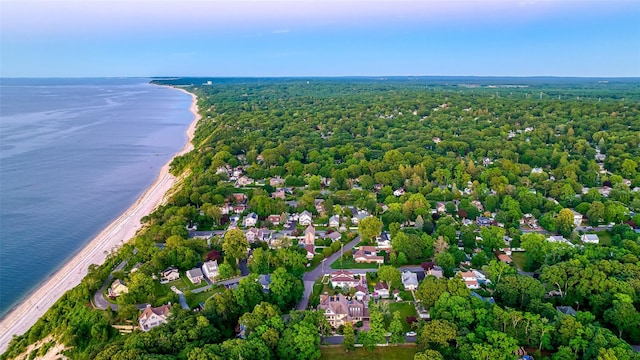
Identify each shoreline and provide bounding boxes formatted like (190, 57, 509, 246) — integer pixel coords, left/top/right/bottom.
(0, 85, 200, 353)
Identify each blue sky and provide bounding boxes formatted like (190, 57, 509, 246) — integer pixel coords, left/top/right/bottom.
(1, 0, 639, 77)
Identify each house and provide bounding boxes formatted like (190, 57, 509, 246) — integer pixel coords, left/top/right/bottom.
(272, 188, 286, 200)
(330, 270, 361, 289)
(483, 157, 494, 166)
(243, 212, 258, 227)
(304, 224, 315, 246)
(520, 214, 538, 228)
(202, 260, 219, 281)
(471, 200, 484, 212)
(428, 265, 444, 279)
(109, 279, 129, 297)
(476, 216, 492, 227)
(245, 227, 259, 242)
(186, 268, 204, 285)
(353, 246, 384, 264)
(270, 176, 285, 187)
(299, 210, 313, 226)
(581, 234, 600, 244)
(547, 235, 574, 247)
(531, 167, 544, 174)
(354, 284, 368, 301)
(437, 202, 447, 214)
(233, 204, 247, 214)
(458, 271, 480, 289)
(401, 271, 419, 290)
(139, 304, 171, 332)
(318, 293, 369, 328)
(235, 175, 253, 187)
(326, 231, 342, 242)
(570, 209, 583, 227)
(268, 214, 282, 225)
(557, 306, 577, 316)
(498, 254, 512, 264)
(305, 245, 315, 260)
(351, 209, 369, 225)
(130, 262, 142, 273)
(258, 274, 271, 292)
(432, 137, 442, 144)
(376, 231, 392, 250)
(329, 215, 340, 228)
(160, 267, 180, 282)
(393, 188, 405, 197)
(233, 193, 247, 203)
(374, 281, 390, 298)
(314, 199, 326, 215)
(595, 149, 606, 162)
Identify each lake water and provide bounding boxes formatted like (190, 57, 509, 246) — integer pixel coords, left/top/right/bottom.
(0, 78, 193, 316)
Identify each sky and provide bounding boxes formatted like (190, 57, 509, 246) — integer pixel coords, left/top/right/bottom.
(1, 0, 639, 77)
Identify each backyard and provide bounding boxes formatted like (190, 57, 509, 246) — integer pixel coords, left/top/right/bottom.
(320, 345, 417, 359)
(385, 301, 418, 332)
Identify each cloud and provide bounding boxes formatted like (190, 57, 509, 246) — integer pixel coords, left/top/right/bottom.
(272, 29, 290, 34)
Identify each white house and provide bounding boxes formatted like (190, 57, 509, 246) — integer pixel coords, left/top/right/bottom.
(581, 234, 600, 244)
(299, 210, 313, 226)
(401, 271, 419, 290)
(305, 245, 315, 260)
(186, 268, 204, 285)
(109, 279, 129, 297)
(202, 260, 219, 281)
(374, 281, 390, 298)
(243, 213, 258, 227)
(393, 188, 405, 197)
(459, 271, 480, 289)
(160, 267, 180, 282)
(376, 231, 392, 250)
(329, 215, 340, 228)
(139, 304, 171, 332)
(330, 270, 361, 289)
(570, 210, 583, 227)
(547, 235, 574, 247)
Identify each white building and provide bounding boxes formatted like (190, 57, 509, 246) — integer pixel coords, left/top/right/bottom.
(139, 304, 171, 332)
(581, 234, 600, 244)
(202, 260, 219, 281)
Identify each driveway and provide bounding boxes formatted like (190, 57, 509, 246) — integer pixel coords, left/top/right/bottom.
(93, 260, 127, 311)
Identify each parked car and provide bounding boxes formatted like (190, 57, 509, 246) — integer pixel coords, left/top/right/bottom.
(406, 331, 417, 337)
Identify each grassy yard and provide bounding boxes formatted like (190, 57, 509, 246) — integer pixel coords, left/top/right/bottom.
(386, 301, 418, 332)
(320, 345, 417, 359)
(185, 286, 224, 308)
(165, 276, 209, 292)
(595, 231, 612, 245)
(511, 252, 527, 271)
(331, 256, 381, 269)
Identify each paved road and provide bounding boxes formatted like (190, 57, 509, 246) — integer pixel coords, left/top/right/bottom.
(297, 237, 361, 310)
(93, 260, 128, 311)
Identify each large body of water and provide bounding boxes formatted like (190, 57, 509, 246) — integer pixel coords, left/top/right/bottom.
(0, 78, 193, 316)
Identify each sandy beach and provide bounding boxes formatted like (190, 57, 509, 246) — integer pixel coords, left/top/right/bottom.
(0, 85, 200, 354)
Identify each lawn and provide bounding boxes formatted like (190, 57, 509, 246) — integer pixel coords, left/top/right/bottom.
(320, 345, 417, 359)
(331, 256, 380, 269)
(165, 276, 209, 292)
(185, 286, 223, 308)
(386, 301, 418, 332)
(595, 231, 612, 246)
(511, 252, 527, 271)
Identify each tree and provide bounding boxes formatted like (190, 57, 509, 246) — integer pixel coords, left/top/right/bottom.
(202, 203, 223, 225)
(480, 226, 506, 252)
(556, 208, 576, 238)
(415, 276, 448, 309)
(269, 267, 304, 311)
(239, 302, 280, 334)
(414, 350, 444, 360)
(418, 319, 457, 350)
(223, 229, 249, 265)
(249, 247, 270, 274)
(342, 322, 355, 351)
(521, 233, 549, 271)
(483, 260, 516, 285)
(587, 201, 605, 225)
(276, 321, 321, 360)
(389, 311, 405, 344)
(218, 262, 235, 279)
(359, 216, 383, 241)
(470, 331, 519, 360)
(603, 293, 640, 338)
(435, 252, 455, 277)
(366, 308, 386, 350)
(377, 265, 401, 290)
(495, 275, 545, 309)
(234, 275, 265, 314)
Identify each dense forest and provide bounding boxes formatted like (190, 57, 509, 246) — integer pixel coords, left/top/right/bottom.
(3, 78, 640, 360)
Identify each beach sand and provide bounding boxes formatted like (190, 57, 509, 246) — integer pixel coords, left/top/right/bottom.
(0, 86, 200, 354)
